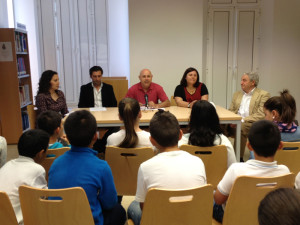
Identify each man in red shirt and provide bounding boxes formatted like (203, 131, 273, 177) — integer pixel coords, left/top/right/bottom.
(126, 69, 170, 108)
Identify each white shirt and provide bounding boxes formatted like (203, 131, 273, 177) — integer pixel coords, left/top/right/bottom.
(0, 136, 7, 168)
(238, 88, 256, 121)
(135, 150, 207, 202)
(107, 130, 154, 149)
(0, 156, 47, 224)
(179, 133, 236, 168)
(217, 159, 290, 196)
(92, 82, 103, 107)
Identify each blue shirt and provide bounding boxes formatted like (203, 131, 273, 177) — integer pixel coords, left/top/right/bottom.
(48, 146, 118, 225)
(281, 127, 300, 142)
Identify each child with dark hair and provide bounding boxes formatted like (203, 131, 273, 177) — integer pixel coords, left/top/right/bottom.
(213, 120, 290, 223)
(37, 110, 70, 149)
(0, 129, 49, 224)
(179, 100, 236, 167)
(258, 188, 300, 225)
(107, 98, 153, 149)
(48, 110, 126, 225)
(127, 111, 206, 225)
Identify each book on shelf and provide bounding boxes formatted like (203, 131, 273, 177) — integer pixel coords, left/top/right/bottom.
(21, 111, 29, 130)
(19, 86, 25, 106)
(24, 85, 30, 103)
(15, 32, 28, 52)
(19, 85, 31, 106)
(17, 57, 26, 75)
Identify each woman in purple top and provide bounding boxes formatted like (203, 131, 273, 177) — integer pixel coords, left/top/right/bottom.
(35, 70, 68, 117)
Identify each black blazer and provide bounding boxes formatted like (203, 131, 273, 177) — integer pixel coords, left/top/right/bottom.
(78, 82, 117, 108)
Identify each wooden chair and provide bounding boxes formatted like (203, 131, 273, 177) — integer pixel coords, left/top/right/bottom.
(19, 185, 94, 225)
(275, 142, 300, 174)
(27, 104, 37, 129)
(105, 146, 155, 196)
(170, 96, 177, 106)
(212, 173, 295, 225)
(0, 191, 19, 225)
(101, 77, 128, 103)
(41, 147, 70, 181)
(128, 185, 213, 225)
(180, 145, 227, 189)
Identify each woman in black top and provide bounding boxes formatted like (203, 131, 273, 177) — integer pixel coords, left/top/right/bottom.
(174, 67, 209, 108)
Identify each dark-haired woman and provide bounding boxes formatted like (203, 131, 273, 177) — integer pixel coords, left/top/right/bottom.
(35, 70, 68, 116)
(174, 67, 209, 108)
(179, 100, 236, 167)
(264, 89, 300, 142)
(107, 98, 153, 149)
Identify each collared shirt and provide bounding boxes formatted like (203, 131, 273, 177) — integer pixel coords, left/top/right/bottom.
(238, 88, 256, 121)
(125, 82, 169, 105)
(92, 82, 103, 107)
(0, 156, 47, 224)
(217, 159, 290, 197)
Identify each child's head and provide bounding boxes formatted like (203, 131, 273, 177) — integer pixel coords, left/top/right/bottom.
(37, 110, 62, 137)
(150, 110, 180, 148)
(18, 129, 49, 159)
(259, 188, 300, 225)
(248, 120, 281, 157)
(118, 98, 141, 148)
(64, 110, 97, 147)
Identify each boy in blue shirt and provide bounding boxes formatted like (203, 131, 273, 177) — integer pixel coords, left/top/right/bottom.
(48, 110, 126, 225)
(37, 110, 70, 149)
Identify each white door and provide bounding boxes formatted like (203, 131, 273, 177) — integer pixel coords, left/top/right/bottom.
(206, 1, 260, 108)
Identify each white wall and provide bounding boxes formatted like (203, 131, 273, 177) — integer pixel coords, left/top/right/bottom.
(129, 0, 207, 98)
(13, 0, 40, 100)
(107, 0, 130, 81)
(260, 0, 300, 121)
(0, 0, 9, 27)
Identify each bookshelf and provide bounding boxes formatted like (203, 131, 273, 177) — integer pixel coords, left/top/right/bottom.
(0, 28, 33, 144)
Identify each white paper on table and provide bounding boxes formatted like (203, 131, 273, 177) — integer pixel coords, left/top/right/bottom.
(140, 106, 165, 111)
(89, 107, 107, 111)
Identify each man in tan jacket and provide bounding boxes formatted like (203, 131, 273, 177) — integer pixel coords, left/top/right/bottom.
(229, 72, 270, 161)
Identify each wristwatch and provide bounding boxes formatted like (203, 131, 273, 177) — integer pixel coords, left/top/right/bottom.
(187, 103, 191, 108)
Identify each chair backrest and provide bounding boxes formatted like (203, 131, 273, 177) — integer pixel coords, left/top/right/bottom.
(105, 146, 155, 195)
(19, 185, 94, 225)
(170, 96, 177, 106)
(0, 191, 19, 225)
(180, 144, 227, 189)
(275, 142, 300, 174)
(101, 77, 128, 103)
(222, 173, 295, 225)
(27, 104, 37, 129)
(140, 185, 213, 225)
(41, 147, 70, 181)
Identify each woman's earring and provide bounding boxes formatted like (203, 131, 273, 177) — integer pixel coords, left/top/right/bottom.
(272, 116, 275, 119)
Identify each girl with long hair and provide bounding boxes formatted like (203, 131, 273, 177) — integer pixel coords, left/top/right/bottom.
(107, 98, 153, 148)
(179, 100, 236, 167)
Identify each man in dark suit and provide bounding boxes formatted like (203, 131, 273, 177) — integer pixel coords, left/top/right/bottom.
(78, 66, 117, 107)
(78, 66, 119, 153)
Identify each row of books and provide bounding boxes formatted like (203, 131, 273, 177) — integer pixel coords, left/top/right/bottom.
(19, 85, 31, 107)
(15, 32, 28, 53)
(17, 57, 26, 75)
(21, 111, 30, 130)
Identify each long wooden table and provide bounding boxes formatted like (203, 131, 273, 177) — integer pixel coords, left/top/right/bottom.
(73, 106, 242, 160)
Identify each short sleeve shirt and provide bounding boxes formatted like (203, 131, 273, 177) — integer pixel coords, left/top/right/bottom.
(126, 82, 169, 104)
(135, 150, 206, 202)
(217, 159, 290, 196)
(174, 83, 208, 102)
